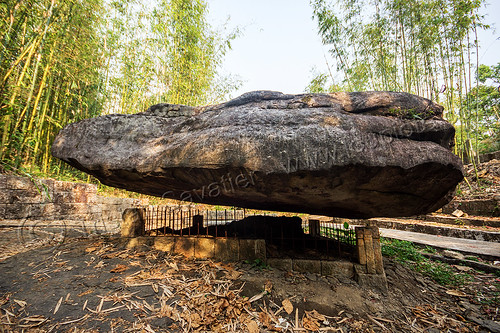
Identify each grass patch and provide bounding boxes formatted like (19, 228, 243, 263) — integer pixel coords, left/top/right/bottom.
(381, 238, 473, 286)
(244, 258, 269, 270)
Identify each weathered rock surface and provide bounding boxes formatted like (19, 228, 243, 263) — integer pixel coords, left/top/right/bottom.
(52, 91, 463, 218)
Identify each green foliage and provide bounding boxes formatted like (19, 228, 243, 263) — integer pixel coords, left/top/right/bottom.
(1, 0, 106, 176)
(460, 63, 500, 154)
(101, 0, 241, 113)
(306, 73, 329, 93)
(416, 260, 472, 286)
(381, 238, 472, 286)
(309, 0, 492, 162)
(478, 63, 500, 84)
(381, 239, 425, 263)
(1, 0, 241, 180)
(305, 71, 343, 93)
(319, 224, 355, 244)
(244, 258, 269, 270)
(422, 246, 437, 254)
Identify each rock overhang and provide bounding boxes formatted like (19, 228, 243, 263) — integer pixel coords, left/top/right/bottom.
(52, 90, 463, 218)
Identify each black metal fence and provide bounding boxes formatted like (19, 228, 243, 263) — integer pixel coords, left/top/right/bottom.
(142, 205, 356, 259)
(144, 206, 268, 237)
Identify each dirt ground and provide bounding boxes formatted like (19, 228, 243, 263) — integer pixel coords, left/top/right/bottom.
(0, 234, 499, 333)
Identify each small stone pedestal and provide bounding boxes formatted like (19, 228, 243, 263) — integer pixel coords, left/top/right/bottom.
(355, 224, 388, 293)
(121, 208, 145, 237)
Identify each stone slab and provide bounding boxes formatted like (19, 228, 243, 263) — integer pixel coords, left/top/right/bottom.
(321, 260, 354, 278)
(214, 238, 239, 262)
(195, 237, 215, 258)
(355, 272, 388, 294)
(0, 175, 6, 189)
(238, 239, 266, 261)
(267, 258, 293, 271)
(292, 259, 322, 274)
(126, 237, 153, 249)
(174, 237, 195, 257)
(153, 237, 175, 252)
(6, 176, 35, 190)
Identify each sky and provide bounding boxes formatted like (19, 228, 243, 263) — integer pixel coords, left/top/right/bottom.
(207, 0, 500, 97)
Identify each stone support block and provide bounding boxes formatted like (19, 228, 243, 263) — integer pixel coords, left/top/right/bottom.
(238, 239, 266, 262)
(267, 258, 293, 271)
(4, 203, 31, 219)
(174, 237, 195, 257)
(293, 259, 321, 274)
(153, 237, 175, 252)
(356, 226, 384, 275)
(321, 260, 354, 278)
(215, 238, 239, 262)
(121, 208, 145, 237)
(195, 237, 215, 258)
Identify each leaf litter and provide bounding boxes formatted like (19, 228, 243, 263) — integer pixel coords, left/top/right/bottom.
(0, 236, 496, 332)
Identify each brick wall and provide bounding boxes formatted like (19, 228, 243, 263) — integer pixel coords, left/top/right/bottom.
(0, 174, 147, 234)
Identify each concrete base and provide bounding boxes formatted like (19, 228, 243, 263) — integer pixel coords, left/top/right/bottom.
(267, 258, 355, 279)
(124, 236, 266, 262)
(354, 264, 388, 294)
(123, 236, 387, 292)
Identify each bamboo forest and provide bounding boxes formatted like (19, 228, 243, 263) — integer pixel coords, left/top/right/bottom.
(309, 0, 499, 162)
(0, 0, 239, 180)
(0, 0, 498, 181)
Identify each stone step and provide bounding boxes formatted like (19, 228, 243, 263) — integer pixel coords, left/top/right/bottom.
(367, 218, 500, 242)
(410, 214, 500, 228)
(441, 198, 499, 217)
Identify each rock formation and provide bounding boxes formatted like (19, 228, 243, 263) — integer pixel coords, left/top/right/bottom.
(52, 91, 463, 218)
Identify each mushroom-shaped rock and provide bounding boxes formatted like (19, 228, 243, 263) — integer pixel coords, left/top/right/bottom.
(52, 91, 463, 218)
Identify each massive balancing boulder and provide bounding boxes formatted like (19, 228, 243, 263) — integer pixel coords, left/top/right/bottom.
(52, 91, 463, 218)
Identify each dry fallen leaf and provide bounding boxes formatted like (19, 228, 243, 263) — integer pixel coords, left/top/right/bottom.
(77, 289, 94, 297)
(110, 264, 128, 273)
(248, 291, 266, 303)
(19, 315, 48, 328)
(446, 289, 467, 297)
(302, 316, 320, 331)
(246, 320, 259, 333)
(13, 299, 27, 308)
(226, 270, 242, 280)
(454, 265, 473, 272)
(264, 280, 273, 293)
(85, 246, 97, 253)
(190, 312, 202, 329)
(259, 312, 273, 329)
(306, 309, 326, 322)
(282, 298, 293, 315)
(129, 260, 142, 267)
(53, 297, 63, 314)
(94, 261, 105, 269)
